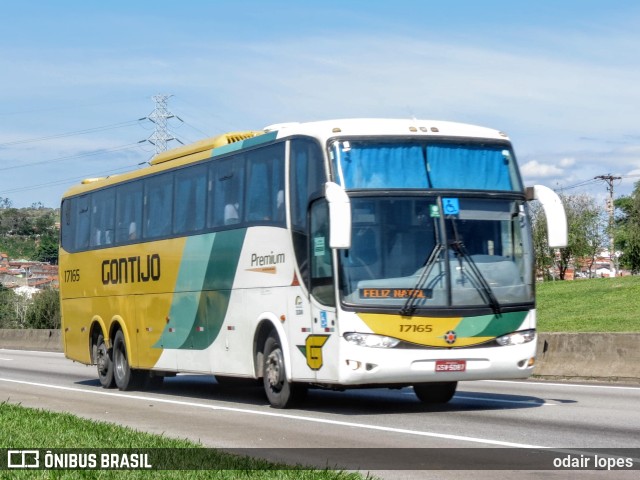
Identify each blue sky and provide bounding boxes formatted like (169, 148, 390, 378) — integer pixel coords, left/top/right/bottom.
(1, 0, 639, 207)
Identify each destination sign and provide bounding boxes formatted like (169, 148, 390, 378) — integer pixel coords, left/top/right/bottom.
(359, 288, 433, 299)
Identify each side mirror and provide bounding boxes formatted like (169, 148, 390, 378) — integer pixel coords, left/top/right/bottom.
(526, 185, 568, 248)
(325, 182, 351, 249)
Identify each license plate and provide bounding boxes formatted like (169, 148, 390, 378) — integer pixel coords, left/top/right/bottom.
(435, 360, 466, 372)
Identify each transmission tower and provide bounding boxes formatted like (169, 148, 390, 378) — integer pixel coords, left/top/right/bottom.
(594, 174, 622, 276)
(140, 94, 183, 154)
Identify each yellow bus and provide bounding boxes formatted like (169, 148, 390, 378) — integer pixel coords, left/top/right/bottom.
(59, 118, 566, 408)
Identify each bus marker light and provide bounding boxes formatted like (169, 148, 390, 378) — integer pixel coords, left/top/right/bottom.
(196, 327, 204, 332)
(346, 360, 361, 370)
(280, 315, 286, 322)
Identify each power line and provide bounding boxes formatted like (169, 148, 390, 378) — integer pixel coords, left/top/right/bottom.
(555, 178, 600, 192)
(0, 120, 143, 148)
(0, 143, 143, 172)
(0, 163, 144, 197)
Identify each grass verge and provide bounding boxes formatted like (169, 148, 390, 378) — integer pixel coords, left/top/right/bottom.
(0, 402, 372, 480)
(536, 276, 640, 332)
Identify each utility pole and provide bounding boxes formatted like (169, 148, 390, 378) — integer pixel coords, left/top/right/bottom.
(594, 174, 622, 277)
(140, 94, 183, 154)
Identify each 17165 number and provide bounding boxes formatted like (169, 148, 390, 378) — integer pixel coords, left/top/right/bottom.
(64, 269, 80, 282)
(399, 324, 433, 333)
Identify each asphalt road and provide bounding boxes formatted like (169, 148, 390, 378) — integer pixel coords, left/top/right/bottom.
(1, 348, 639, 479)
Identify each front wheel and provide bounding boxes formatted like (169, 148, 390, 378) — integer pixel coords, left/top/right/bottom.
(262, 333, 307, 408)
(112, 330, 146, 391)
(413, 381, 457, 404)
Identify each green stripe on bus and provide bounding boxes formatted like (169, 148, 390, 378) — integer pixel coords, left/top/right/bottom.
(464, 311, 528, 338)
(154, 229, 247, 350)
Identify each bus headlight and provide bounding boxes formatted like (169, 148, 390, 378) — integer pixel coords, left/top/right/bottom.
(344, 332, 400, 348)
(496, 329, 536, 346)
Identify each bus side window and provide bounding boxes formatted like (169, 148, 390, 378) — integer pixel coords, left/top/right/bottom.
(245, 144, 285, 224)
(310, 199, 335, 306)
(174, 165, 206, 234)
(75, 195, 91, 250)
(208, 156, 244, 228)
(290, 138, 326, 290)
(144, 172, 173, 239)
(116, 183, 143, 243)
(90, 189, 115, 247)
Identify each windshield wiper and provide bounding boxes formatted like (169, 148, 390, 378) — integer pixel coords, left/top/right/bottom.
(400, 242, 445, 316)
(447, 228, 501, 314)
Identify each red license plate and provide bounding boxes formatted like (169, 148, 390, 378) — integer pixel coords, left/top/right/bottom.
(435, 360, 466, 372)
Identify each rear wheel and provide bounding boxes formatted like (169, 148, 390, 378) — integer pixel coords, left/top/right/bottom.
(413, 381, 457, 404)
(262, 332, 307, 408)
(112, 330, 146, 391)
(94, 333, 115, 389)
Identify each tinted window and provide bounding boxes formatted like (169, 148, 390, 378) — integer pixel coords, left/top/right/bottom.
(75, 195, 91, 250)
(174, 165, 206, 234)
(208, 155, 245, 227)
(144, 172, 173, 239)
(90, 189, 115, 247)
(115, 183, 143, 243)
(245, 144, 285, 224)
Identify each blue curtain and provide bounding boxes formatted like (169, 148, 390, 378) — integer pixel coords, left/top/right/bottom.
(427, 145, 512, 190)
(340, 145, 428, 188)
(338, 143, 514, 191)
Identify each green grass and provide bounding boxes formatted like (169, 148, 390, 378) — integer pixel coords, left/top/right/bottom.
(0, 402, 372, 480)
(536, 276, 640, 332)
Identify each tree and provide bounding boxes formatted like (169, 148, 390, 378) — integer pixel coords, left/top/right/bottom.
(614, 181, 640, 274)
(0, 287, 18, 328)
(556, 194, 604, 280)
(531, 193, 604, 280)
(529, 202, 555, 280)
(35, 234, 59, 264)
(24, 288, 60, 329)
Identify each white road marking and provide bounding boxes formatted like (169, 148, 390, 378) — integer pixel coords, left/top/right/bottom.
(0, 377, 548, 449)
(0, 349, 64, 356)
(482, 380, 640, 392)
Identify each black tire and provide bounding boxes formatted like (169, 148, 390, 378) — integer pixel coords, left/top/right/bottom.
(94, 333, 115, 389)
(413, 381, 457, 404)
(112, 330, 146, 391)
(262, 333, 307, 408)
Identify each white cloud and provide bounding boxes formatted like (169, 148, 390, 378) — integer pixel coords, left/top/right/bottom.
(559, 158, 576, 168)
(520, 160, 564, 178)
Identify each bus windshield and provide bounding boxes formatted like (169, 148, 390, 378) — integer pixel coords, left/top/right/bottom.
(329, 140, 522, 191)
(339, 196, 534, 311)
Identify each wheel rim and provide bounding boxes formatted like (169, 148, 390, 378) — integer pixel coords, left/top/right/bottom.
(96, 344, 109, 377)
(114, 342, 126, 381)
(265, 348, 285, 392)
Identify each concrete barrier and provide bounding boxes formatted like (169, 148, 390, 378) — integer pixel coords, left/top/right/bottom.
(0, 329, 62, 352)
(1, 330, 639, 383)
(535, 332, 640, 383)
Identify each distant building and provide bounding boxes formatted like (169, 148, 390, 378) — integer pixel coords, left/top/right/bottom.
(0, 252, 58, 290)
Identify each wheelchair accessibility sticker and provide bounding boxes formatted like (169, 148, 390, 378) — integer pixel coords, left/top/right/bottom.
(443, 198, 460, 215)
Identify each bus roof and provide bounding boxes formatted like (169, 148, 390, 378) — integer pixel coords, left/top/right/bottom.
(269, 118, 510, 143)
(61, 118, 510, 199)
